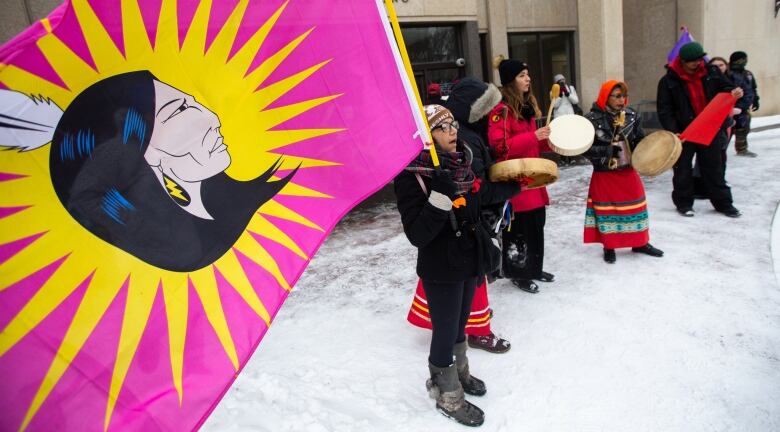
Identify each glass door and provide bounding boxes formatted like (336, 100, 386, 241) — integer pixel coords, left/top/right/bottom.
(401, 24, 465, 105)
(508, 32, 575, 119)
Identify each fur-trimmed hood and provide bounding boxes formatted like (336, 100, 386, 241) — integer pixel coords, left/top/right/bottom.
(445, 77, 502, 125)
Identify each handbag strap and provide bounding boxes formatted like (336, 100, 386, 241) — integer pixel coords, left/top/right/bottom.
(415, 172, 427, 194)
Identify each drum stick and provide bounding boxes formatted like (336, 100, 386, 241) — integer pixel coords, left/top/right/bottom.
(545, 84, 560, 126)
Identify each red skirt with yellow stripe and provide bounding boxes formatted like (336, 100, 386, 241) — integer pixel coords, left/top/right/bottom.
(407, 278, 492, 336)
(583, 167, 650, 249)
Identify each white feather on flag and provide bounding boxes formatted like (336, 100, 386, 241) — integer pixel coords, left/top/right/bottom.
(0, 89, 63, 151)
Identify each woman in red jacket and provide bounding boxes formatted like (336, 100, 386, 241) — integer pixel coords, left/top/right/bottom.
(487, 56, 553, 294)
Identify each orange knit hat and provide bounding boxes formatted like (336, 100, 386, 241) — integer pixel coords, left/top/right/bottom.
(595, 80, 629, 110)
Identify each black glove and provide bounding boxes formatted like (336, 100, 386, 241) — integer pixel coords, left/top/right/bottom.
(752, 100, 759, 111)
(430, 169, 457, 199)
(559, 85, 569, 97)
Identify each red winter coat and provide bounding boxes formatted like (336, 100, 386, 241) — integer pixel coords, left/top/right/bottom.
(487, 102, 550, 212)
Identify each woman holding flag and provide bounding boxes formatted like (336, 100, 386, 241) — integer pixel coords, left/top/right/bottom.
(407, 77, 521, 355)
(395, 104, 500, 427)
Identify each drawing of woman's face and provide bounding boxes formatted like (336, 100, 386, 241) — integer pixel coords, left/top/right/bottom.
(39, 70, 295, 271)
(145, 80, 231, 181)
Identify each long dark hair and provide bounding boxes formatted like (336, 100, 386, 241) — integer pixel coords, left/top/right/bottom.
(51, 71, 156, 223)
(48, 71, 293, 271)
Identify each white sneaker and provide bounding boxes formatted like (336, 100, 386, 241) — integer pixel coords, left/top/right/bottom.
(677, 208, 695, 217)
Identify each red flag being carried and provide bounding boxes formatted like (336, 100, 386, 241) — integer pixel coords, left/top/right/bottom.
(679, 93, 737, 146)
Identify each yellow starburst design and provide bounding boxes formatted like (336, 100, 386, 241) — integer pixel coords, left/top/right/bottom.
(0, 0, 339, 429)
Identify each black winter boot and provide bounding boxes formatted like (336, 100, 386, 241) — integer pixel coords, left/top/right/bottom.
(454, 341, 487, 396)
(734, 128, 756, 156)
(511, 279, 539, 293)
(426, 363, 485, 427)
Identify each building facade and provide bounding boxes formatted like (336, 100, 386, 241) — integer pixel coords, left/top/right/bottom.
(391, 0, 779, 116)
(2, 0, 778, 114)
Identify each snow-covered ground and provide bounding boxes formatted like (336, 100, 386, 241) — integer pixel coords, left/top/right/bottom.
(204, 118, 780, 432)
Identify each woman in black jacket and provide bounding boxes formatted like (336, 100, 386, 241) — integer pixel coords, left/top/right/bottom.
(395, 105, 495, 427)
(446, 77, 520, 352)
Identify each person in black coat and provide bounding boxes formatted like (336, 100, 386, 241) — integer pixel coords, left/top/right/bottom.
(446, 77, 520, 208)
(728, 51, 758, 157)
(656, 42, 744, 218)
(445, 77, 521, 351)
(395, 104, 496, 427)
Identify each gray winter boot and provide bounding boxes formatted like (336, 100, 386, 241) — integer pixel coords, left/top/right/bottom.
(426, 363, 485, 427)
(454, 341, 487, 396)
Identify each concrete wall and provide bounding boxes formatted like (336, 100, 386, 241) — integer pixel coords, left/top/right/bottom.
(462, 20, 482, 79)
(1, 1, 30, 46)
(477, 0, 488, 31)
(676, 0, 706, 46)
(505, 0, 578, 31)
(577, 0, 624, 107)
(394, 1, 482, 79)
(485, 0, 616, 110)
(1, 0, 60, 45)
(4, 0, 776, 115)
(624, 0, 780, 115)
(392, 0, 478, 22)
(484, 0, 509, 84)
(699, 0, 780, 115)
(623, 0, 677, 107)
(506, 0, 580, 108)
(484, 0, 579, 88)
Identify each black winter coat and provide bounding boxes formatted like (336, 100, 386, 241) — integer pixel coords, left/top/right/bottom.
(445, 77, 520, 206)
(583, 104, 646, 172)
(746, 69, 760, 110)
(728, 69, 756, 128)
(458, 124, 520, 206)
(656, 64, 735, 136)
(728, 70, 755, 112)
(394, 160, 493, 282)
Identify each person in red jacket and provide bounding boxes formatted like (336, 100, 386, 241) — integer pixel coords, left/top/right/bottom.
(487, 56, 553, 294)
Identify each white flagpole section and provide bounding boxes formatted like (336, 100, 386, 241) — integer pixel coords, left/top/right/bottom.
(374, 0, 428, 149)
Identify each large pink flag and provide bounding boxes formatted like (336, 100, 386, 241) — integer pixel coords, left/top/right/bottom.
(0, 1, 423, 430)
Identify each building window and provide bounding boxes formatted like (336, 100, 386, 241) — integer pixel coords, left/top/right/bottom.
(508, 32, 575, 116)
(401, 24, 465, 105)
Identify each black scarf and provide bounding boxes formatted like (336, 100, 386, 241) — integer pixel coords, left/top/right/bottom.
(520, 102, 536, 120)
